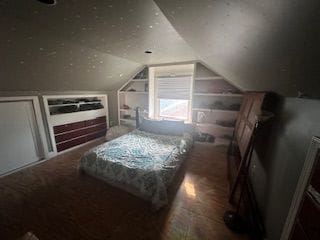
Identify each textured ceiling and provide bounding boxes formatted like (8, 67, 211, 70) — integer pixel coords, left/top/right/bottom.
(1, 0, 319, 96)
(155, 0, 320, 97)
(0, 0, 197, 91)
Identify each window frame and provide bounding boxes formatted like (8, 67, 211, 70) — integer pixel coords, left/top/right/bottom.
(148, 64, 195, 123)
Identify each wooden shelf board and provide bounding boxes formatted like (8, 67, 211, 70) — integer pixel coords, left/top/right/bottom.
(131, 79, 148, 82)
(50, 109, 107, 126)
(120, 118, 136, 122)
(196, 122, 235, 129)
(49, 101, 101, 107)
(194, 76, 224, 81)
(119, 91, 148, 94)
(193, 93, 243, 97)
(214, 137, 232, 146)
(192, 108, 239, 113)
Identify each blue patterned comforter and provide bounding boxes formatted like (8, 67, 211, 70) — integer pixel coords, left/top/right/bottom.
(80, 129, 192, 209)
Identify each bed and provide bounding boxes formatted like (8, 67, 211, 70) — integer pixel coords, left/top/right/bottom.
(79, 127, 193, 209)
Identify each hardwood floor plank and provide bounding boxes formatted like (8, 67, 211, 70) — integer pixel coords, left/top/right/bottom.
(0, 140, 248, 240)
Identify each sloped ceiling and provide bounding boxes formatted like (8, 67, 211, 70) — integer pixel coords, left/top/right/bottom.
(0, 0, 197, 91)
(1, 0, 319, 96)
(154, 0, 320, 97)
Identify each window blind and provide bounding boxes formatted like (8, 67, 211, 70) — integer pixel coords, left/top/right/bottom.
(156, 75, 192, 100)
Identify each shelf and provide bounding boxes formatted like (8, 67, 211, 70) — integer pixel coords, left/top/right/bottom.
(50, 108, 107, 126)
(120, 118, 136, 122)
(48, 101, 101, 107)
(119, 91, 148, 94)
(214, 137, 232, 146)
(119, 108, 133, 111)
(196, 122, 234, 129)
(192, 108, 239, 113)
(194, 76, 224, 81)
(131, 78, 148, 82)
(193, 93, 243, 97)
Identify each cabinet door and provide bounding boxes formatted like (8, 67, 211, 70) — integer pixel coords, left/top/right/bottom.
(0, 101, 43, 175)
(53, 121, 86, 134)
(235, 93, 264, 157)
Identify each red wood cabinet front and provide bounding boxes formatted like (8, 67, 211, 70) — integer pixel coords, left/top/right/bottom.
(54, 116, 107, 152)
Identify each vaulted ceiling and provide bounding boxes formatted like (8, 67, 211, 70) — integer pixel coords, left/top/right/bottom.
(1, 0, 319, 96)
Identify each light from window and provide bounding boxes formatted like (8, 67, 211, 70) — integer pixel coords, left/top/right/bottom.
(159, 99, 189, 120)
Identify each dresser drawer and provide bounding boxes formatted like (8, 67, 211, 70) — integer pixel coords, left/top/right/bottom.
(86, 130, 106, 141)
(55, 128, 88, 143)
(86, 123, 106, 134)
(85, 116, 106, 126)
(299, 193, 320, 240)
(53, 121, 85, 134)
(56, 136, 87, 152)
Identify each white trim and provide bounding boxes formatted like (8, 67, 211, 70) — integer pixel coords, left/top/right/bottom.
(148, 67, 155, 119)
(280, 136, 320, 240)
(188, 64, 195, 123)
(43, 95, 57, 153)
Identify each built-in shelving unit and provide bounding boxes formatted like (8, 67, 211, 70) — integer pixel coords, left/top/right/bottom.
(116, 63, 241, 145)
(192, 63, 243, 145)
(117, 67, 149, 127)
(43, 94, 109, 154)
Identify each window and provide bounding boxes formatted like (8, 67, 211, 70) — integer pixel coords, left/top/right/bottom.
(155, 75, 193, 122)
(159, 99, 189, 120)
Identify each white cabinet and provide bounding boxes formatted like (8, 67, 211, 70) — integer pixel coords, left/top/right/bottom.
(192, 63, 243, 144)
(43, 94, 109, 154)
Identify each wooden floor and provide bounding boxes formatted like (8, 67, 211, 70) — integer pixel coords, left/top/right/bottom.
(0, 140, 248, 240)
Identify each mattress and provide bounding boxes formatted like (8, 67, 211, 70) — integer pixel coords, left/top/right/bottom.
(79, 129, 192, 209)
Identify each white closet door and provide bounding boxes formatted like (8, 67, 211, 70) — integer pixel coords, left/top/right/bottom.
(0, 100, 43, 175)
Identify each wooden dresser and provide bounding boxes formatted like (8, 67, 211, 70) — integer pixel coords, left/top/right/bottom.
(227, 91, 278, 238)
(43, 95, 109, 155)
(54, 116, 107, 152)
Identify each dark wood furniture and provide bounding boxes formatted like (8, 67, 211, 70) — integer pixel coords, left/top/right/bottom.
(227, 91, 277, 238)
(54, 116, 107, 152)
(229, 92, 277, 199)
(290, 149, 320, 240)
